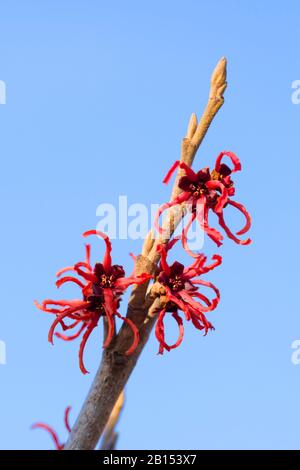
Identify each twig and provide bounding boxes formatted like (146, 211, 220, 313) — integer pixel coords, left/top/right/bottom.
(64, 57, 227, 450)
(100, 390, 125, 450)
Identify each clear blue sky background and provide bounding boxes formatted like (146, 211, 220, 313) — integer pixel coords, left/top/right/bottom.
(0, 0, 299, 450)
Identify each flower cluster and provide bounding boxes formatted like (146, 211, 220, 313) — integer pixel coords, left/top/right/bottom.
(154, 240, 221, 353)
(32, 406, 71, 450)
(151, 150, 251, 352)
(35, 230, 151, 374)
(35, 150, 250, 371)
(155, 151, 251, 255)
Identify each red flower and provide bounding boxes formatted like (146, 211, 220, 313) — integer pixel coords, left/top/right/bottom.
(155, 151, 251, 255)
(154, 240, 221, 354)
(31, 406, 71, 450)
(35, 230, 151, 374)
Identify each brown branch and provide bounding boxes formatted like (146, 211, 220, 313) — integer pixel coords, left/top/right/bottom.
(65, 298, 162, 450)
(64, 57, 227, 450)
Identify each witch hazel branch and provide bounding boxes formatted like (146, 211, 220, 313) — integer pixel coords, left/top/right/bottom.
(33, 57, 251, 450)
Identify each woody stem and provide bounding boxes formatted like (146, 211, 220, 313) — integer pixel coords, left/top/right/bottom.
(64, 57, 227, 450)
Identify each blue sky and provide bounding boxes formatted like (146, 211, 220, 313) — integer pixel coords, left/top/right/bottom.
(0, 0, 299, 450)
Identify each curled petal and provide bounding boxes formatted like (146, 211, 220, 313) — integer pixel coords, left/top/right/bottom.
(83, 230, 112, 273)
(34, 300, 65, 314)
(59, 318, 81, 331)
(191, 292, 217, 313)
(155, 308, 167, 354)
(155, 309, 184, 354)
(171, 312, 184, 348)
(56, 249, 92, 279)
(56, 276, 85, 289)
(78, 318, 99, 374)
(227, 199, 251, 236)
(218, 212, 251, 245)
(190, 313, 214, 335)
(35, 299, 83, 314)
(196, 199, 223, 247)
(183, 253, 221, 278)
(183, 253, 207, 278)
(181, 212, 198, 258)
(55, 322, 86, 341)
(114, 273, 152, 291)
(48, 302, 89, 344)
(31, 422, 63, 450)
(192, 279, 220, 310)
(74, 263, 98, 283)
(182, 212, 198, 258)
(215, 151, 241, 174)
(200, 254, 222, 275)
(190, 314, 205, 331)
(179, 289, 217, 314)
(164, 286, 191, 321)
(115, 311, 139, 355)
(191, 291, 211, 308)
(206, 180, 228, 213)
(64, 407, 72, 433)
(56, 266, 76, 278)
(48, 310, 77, 344)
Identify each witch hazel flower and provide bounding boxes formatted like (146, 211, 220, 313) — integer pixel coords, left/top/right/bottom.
(154, 151, 251, 255)
(32, 406, 71, 450)
(35, 230, 151, 374)
(154, 240, 221, 354)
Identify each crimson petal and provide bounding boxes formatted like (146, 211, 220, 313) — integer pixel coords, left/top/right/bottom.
(83, 230, 112, 273)
(31, 423, 63, 450)
(64, 407, 72, 433)
(55, 322, 86, 341)
(56, 276, 85, 289)
(163, 160, 180, 184)
(215, 151, 241, 174)
(115, 311, 139, 355)
(227, 199, 251, 236)
(103, 289, 117, 348)
(218, 212, 251, 245)
(78, 318, 99, 374)
(155, 309, 184, 354)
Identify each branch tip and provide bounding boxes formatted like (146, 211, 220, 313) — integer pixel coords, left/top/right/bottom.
(186, 113, 198, 139)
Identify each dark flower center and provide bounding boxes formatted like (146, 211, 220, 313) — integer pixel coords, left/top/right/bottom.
(189, 182, 208, 197)
(86, 294, 105, 312)
(178, 164, 233, 199)
(211, 164, 233, 188)
(99, 273, 115, 288)
(93, 263, 125, 289)
(158, 261, 186, 293)
(85, 263, 126, 312)
(168, 275, 185, 292)
(158, 272, 185, 292)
